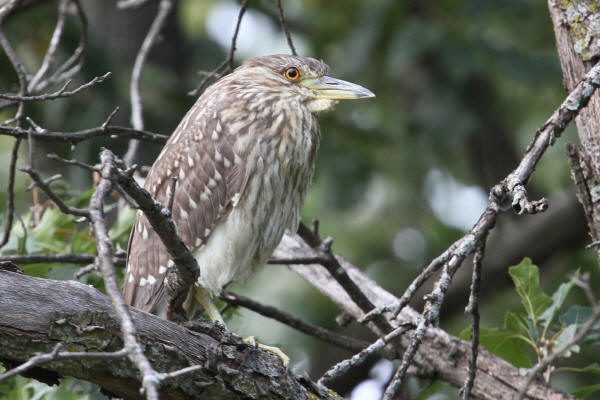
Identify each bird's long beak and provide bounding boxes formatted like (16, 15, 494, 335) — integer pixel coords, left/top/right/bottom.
(302, 76, 375, 100)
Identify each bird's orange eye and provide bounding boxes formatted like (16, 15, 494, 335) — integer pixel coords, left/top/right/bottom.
(284, 67, 300, 81)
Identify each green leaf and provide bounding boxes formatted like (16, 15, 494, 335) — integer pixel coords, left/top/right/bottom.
(29, 207, 74, 253)
(0, 375, 46, 400)
(25, 380, 54, 400)
(571, 383, 600, 398)
(504, 311, 529, 335)
(109, 206, 136, 246)
(560, 306, 600, 345)
(582, 363, 600, 374)
(461, 326, 532, 368)
(561, 305, 593, 327)
(552, 324, 580, 358)
(69, 228, 96, 254)
(509, 258, 551, 323)
(565, 363, 600, 375)
(0, 373, 104, 400)
(539, 274, 576, 328)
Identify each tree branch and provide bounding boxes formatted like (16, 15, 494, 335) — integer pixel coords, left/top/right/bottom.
(221, 291, 369, 353)
(0, 253, 125, 266)
(276, 0, 297, 56)
(275, 233, 576, 400)
(188, 0, 249, 96)
(124, 0, 173, 165)
(20, 166, 90, 218)
(104, 149, 200, 321)
(0, 270, 340, 400)
(0, 73, 111, 102)
(90, 149, 160, 400)
(0, 123, 168, 145)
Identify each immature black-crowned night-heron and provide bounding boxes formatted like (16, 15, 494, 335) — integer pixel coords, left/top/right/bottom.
(123, 54, 374, 324)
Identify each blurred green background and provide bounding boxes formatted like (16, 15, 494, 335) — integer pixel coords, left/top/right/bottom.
(1, 0, 599, 398)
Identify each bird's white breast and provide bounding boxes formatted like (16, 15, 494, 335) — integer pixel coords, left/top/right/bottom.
(194, 108, 319, 296)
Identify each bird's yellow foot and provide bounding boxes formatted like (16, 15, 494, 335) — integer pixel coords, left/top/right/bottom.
(244, 336, 290, 367)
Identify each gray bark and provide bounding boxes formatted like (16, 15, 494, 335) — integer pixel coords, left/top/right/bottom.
(0, 270, 340, 400)
(0, 237, 577, 400)
(277, 233, 577, 400)
(548, 0, 600, 261)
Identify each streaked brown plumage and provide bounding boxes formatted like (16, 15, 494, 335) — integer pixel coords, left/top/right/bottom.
(123, 54, 374, 321)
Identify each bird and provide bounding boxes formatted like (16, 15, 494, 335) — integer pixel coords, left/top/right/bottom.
(123, 54, 374, 324)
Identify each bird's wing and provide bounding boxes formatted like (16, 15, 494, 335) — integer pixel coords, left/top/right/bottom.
(123, 103, 248, 315)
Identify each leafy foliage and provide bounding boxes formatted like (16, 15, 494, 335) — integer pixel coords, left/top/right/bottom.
(462, 258, 600, 397)
(0, 365, 106, 400)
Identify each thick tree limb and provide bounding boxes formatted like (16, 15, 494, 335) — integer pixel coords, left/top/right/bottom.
(548, 0, 600, 262)
(0, 270, 340, 400)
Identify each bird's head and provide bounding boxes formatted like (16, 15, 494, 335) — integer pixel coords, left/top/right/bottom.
(234, 54, 375, 113)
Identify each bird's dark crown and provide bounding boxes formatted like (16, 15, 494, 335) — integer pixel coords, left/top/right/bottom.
(237, 54, 330, 79)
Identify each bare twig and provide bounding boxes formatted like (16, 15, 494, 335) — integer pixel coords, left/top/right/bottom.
(221, 291, 369, 353)
(0, 12, 27, 90)
(20, 167, 90, 218)
(572, 273, 598, 308)
(585, 239, 600, 249)
(359, 244, 457, 323)
(75, 263, 97, 278)
(276, 0, 297, 55)
(158, 364, 203, 381)
(90, 149, 160, 399)
(297, 222, 394, 336)
(0, 139, 21, 250)
(113, 183, 141, 209)
(268, 256, 324, 265)
(0, 344, 127, 384)
(25, 173, 60, 190)
(28, 0, 70, 91)
(0, 253, 125, 267)
(318, 323, 413, 386)
(0, 0, 21, 21)
(517, 297, 600, 398)
(26, 129, 37, 171)
(382, 214, 494, 399)
(103, 149, 200, 321)
(0, 0, 88, 112)
(117, 0, 149, 8)
(1, 73, 112, 102)
(500, 61, 600, 199)
(31, 0, 88, 94)
(47, 152, 98, 172)
(461, 242, 486, 399)
(0, 0, 27, 250)
(0, 123, 168, 145)
(226, 0, 249, 71)
(189, 0, 249, 96)
(124, 0, 173, 165)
